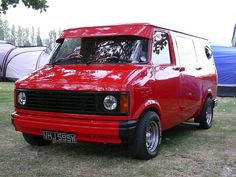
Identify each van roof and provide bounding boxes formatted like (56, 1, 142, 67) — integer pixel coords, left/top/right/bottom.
(57, 23, 207, 41)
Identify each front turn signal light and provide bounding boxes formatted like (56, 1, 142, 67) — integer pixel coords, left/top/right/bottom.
(120, 95, 129, 113)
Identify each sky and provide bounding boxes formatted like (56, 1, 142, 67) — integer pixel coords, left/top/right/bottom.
(2, 0, 236, 46)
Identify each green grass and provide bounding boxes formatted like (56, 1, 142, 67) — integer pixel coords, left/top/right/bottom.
(0, 82, 236, 177)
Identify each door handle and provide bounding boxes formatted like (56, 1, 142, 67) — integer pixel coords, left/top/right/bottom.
(173, 66, 185, 72)
(195, 67, 202, 70)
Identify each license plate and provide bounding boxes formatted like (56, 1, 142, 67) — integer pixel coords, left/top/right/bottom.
(43, 131, 77, 143)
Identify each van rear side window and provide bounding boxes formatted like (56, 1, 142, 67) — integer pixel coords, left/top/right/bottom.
(205, 46, 212, 59)
(176, 36, 197, 67)
(194, 40, 213, 65)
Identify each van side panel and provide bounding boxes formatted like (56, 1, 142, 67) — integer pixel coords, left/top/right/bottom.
(172, 32, 217, 121)
(175, 34, 202, 120)
(193, 39, 218, 115)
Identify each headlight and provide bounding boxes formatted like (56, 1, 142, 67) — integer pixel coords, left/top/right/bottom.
(17, 92, 27, 105)
(103, 95, 117, 111)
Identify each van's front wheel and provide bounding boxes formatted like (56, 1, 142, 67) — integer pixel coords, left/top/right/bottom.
(130, 111, 161, 160)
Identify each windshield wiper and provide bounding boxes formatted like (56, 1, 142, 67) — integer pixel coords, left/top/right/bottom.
(51, 58, 66, 65)
(51, 56, 127, 66)
(51, 56, 86, 66)
(86, 56, 126, 65)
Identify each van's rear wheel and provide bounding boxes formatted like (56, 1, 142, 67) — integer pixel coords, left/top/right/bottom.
(23, 133, 52, 146)
(195, 97, 213, 129)
(130, 111, 161, 160)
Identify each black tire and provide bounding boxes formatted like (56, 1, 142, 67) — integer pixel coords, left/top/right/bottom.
(23, 133, 52, 146)
(195, 97, 213, 129)
(130, 111, 161, 160)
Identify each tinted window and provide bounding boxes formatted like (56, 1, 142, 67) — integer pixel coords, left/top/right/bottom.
(176, 36, 197, 67)
(152, 32, 171, 65)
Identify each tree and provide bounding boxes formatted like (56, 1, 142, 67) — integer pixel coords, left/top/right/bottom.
(0, 0, 49, 14)
(44, 29, 57, 49)
(0, 16, 10, 41)
(3, 20, 10, 40)
(0, 17, 4, 40)
(36, 27, 42, 46)
(0, 16, 61, 47)
(16, 26, 23, 46)
(9, 25, 16, 45)
(30, 26, 35, 45)
(22, 27, 30, 46)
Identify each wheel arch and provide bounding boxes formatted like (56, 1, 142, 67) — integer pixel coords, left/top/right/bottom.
(196, 89, 213, 117)
(132, 100, 167, 130)
(133, 99, 161, 119)
(144, 107, 160, 117)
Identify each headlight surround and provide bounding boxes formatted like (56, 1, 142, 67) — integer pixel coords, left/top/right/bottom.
(17, 92, 27, 105)
(103, 95, 117, 111)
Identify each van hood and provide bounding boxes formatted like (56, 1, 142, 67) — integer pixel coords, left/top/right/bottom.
(16, 64, 147, 91)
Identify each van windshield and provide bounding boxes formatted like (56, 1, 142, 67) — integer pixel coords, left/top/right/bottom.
(50, 36, 149, 65)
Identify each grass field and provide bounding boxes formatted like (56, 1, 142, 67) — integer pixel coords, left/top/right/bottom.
(0, 82, 235, 177)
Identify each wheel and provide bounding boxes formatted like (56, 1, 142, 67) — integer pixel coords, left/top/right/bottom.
(130, 111, 161, 160)
(23, 133, 52, 146)
(195, 97, 213, 129)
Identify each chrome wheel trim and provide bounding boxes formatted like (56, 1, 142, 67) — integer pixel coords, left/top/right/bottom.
(146, 121, 159, 153)
(206, 104, 213, 125)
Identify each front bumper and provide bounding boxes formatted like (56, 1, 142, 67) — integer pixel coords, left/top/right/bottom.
(11, 111, 137, 144)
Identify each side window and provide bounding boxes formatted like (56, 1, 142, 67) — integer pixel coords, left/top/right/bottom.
(175, 36, 197, 67)
(56, 38, 81, 59)
(205, 46, 212, 59)
(194, 40, 212, 65)
(152, 31, 171, 65)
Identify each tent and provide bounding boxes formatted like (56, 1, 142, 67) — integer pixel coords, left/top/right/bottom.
(0, 41, 51, 81)
(211, 45, 236, 96)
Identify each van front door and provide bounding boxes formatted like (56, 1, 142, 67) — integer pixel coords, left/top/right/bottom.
(152, 31, 182, 129)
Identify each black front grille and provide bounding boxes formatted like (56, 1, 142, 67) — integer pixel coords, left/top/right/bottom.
(17, 90, 98, 114)
(16, 89, 129, 115)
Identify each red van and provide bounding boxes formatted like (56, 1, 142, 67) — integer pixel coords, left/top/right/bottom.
(12, 23, 217, 159)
